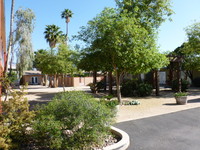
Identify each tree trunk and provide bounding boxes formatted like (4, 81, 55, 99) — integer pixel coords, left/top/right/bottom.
(92, 71, 97, 93)
(152, 71, 156, 89)
(53, 75, 57, 88)
(185, 70, 193, 85)
(115, 69, 122, 104)
(93, 71, 97, 84)
(104, 72, 107, 91)
(155, 70, 160, 96)
(44, 74, 47, 86)
(62, 74, 65, 92)
(66, 22, 68, 44)
(41, 75, 44, 86)
(49, 75, 52, 88)
(9, 45, 15, 75)
(108, 71, 113, 94)
(4, 0, 15, 76)
(177, 62, 182, 92)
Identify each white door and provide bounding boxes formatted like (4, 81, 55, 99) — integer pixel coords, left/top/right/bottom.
(32, 77, 38, 84)
(159, 72, 166, 84)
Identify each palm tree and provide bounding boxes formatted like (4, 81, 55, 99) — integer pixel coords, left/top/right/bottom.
(44, 24, 63, 88)
(44, 24, 63, 48)
(61, 9, 73, 38)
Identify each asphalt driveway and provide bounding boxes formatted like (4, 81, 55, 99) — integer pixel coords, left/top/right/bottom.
(115, 107, 200, 150)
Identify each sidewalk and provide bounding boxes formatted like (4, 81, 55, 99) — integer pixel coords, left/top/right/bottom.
(116, 89, 200, 122)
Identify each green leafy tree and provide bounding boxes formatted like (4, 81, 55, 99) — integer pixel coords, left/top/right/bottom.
(43, 24, 66, 87)
(56, 43, 75, 90)
(171, 22, 200, 84)
(78, 51, 101, 91)
(34, 44, 75, 88)
(76, 7, 169, 103)
(185, 22, 200, 53)
(115, 0, 173, 31)
(15, 8, 36, 78)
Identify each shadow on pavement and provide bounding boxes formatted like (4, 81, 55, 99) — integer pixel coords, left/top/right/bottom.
(188, 98, 200, 103)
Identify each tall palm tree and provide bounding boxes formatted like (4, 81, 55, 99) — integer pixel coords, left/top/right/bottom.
(44, 24, 63, 48)
(44, 25, 63, 88)
(61, 9, 73, 38)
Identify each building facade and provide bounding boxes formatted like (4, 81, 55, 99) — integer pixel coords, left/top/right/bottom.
(0, 0, 6, 112)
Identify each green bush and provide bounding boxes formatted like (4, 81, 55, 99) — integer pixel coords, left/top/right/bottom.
(88, 81, 104, 93)
(137, 83, 153, 97)
(123, 100, 141, 105)
(121, 79, 152, 97)
(33, 91, 115, 149)
(174, 92, 188, 97)
(121, 79, 138, 97)
(102, 94, 114, 100)
(0, 86, 35, 149)
(172, 79, 190, 92)
(100, 99, 119, 109)
(7, 71, 17, 85)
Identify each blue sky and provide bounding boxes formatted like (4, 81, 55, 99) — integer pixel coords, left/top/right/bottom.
(5, 0, 200, 53)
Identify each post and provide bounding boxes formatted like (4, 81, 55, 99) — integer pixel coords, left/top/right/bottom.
(178, 60, 182, 92)
(155, 70, 160, 96)
(104, 72, 107, 91)
(108, 71, 113, 94)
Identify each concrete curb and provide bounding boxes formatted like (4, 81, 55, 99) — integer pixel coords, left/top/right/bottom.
(103, 126, 130, 150)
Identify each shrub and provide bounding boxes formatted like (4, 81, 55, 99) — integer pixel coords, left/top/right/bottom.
(137, 83, 153, 97)
(7, 71, 17, 85)
(121, 79, 138, 97)
(0, 86, 35, 149)
(88, 81, 104, 93)
(174, 92, 188, 97)
(102, 94, 114, 100)
(100, 99, 119, 109)
(172, 79, 190, 92)
(121, 79, 152, 97)
(33, 91, 115, 149)
(123, 100, 141, 105)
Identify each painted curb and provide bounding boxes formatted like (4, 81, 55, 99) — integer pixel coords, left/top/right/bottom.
(103, 126, 130, 150)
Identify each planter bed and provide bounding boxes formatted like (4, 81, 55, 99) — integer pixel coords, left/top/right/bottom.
(103, 126, 130, 150)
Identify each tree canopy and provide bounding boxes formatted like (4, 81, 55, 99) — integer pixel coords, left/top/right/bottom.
(171, 22, 200, 83)
(14, 8, 36, 78)
(34, 44, 74, 76)
(76, 6, 170, 103)
(115, 0, 173, 30)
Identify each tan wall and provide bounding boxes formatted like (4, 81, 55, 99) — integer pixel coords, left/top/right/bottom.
(58, 76, 104, 87)
(23, 75, 43, 85)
